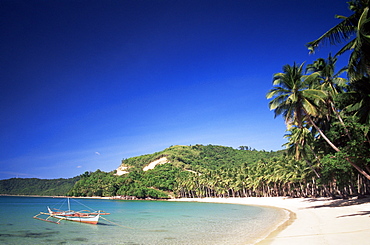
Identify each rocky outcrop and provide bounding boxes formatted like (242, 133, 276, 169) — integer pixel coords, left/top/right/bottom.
(115, 166, 129, 176)
(115, 157, 170, 175)
(143, 157, 169, 171)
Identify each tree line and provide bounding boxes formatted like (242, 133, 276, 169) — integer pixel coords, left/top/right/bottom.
(67, 142, 369, 199)
(0, 177, 80, 196)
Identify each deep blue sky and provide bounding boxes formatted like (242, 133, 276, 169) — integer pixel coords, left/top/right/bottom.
(0, 0, 351, 179)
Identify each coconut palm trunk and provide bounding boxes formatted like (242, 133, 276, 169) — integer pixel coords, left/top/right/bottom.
(305, 111, 370, 181)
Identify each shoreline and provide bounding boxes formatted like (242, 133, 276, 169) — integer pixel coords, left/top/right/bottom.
(3, 195, 369, 244)
(168, 197, 370, 245)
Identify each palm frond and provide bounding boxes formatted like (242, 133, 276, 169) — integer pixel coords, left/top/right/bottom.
(302, 72, 320, 86)
(307, 13, 358, 53)
(348, 44, 367, 80)
(266, 87, 290, 99)
(334, 66, 348, 78)
(334, 39, 356, 57)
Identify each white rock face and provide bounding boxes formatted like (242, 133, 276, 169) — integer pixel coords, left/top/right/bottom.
(143, 157, 169, 171)
(115, 166, 129, 175)
(115, 157, 169, 175)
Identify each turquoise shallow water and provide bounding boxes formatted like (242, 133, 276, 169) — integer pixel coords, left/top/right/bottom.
(0, 196, 286, 244)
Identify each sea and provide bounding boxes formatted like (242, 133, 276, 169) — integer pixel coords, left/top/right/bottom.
(0, 196, 287, 245)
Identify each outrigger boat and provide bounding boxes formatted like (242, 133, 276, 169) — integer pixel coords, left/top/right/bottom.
(33, 198, 110, 225)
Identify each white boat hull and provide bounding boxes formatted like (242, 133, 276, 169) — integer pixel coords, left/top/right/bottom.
(47, 207, 100, 224)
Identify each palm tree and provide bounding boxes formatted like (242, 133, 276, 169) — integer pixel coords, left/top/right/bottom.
(348, 6, 370, 79)
(306, 55, 351, 139)
(266, 63, 325, 129)
(283, 126, 314, 160)
(345, 77, 370, 125)
(307, 0, 370, 80)
(283, 125, 333, 196)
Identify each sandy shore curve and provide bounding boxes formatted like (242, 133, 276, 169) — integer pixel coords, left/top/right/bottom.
(169, 197, 370, 245)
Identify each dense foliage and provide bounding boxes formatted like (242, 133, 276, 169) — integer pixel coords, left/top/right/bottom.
(266, 0, 370, 198)
(66, 168, 169, 198)
(67, 145, 285, 199)
(122, 144, 281, 170)
(67, 139, 369, 199)
(0, 177, 80, 196)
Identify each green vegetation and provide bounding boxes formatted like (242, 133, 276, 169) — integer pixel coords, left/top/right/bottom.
(67, 145, 285, 199)
(122, 144, 281, 171)
(267, 0, 370, 197)
(0, 177, 80, 196)
(67, 168, 174, 199)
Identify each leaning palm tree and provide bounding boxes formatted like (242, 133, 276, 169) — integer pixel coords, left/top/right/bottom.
(306, 0, 370, 80)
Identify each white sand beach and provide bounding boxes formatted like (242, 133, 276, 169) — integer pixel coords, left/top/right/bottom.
(169, 197, 370, 245)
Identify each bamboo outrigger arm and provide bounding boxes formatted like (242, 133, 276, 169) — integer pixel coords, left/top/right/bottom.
(33, 212, 64, 224)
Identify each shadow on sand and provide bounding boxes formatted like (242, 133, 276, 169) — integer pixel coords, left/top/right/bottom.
(302, 197, 370, 208)
(298, 197, 370, 218)
(336, 210, 370, 218)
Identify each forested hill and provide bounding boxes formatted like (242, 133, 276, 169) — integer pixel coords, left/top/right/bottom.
(0, 177, 80, 196)
(68, 145, 285, 198)
(119, 144, 283, 171)
(3, 144, 367, 199)
(0, 145, 282, 197)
